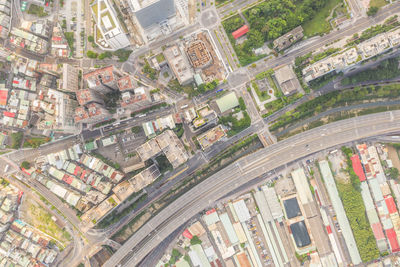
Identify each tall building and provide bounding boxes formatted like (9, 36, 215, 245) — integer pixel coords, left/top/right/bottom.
(76, 89, 104, 106)
(83, 66, 123, 93)
(128, 0, 188, 42)
(60, 64, 79, 92)
(74, 103, 111, 124)
(90, 0, 130, 50)
(164, 45, 193, 85)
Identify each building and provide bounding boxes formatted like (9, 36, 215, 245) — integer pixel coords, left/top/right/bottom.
(197, 125, 226, 150)
(274, 65, 301, 95)
(129, 164, 161, 192)
(216, 92, 239, 113)
(136, 130, 189, 168)
(273, 26, 303, 51)
(128, 0, 187, 42)
(319, 160, 362, 265)
(186, 40, 212, 69)
(117, 75, 136, 91)
(10, 28, 49, 54)
(164, 45, 193, 85)
(142, 114, 176, 137)
(232, 25, 249, 40)
(84, 66, 123, 93)
(60, 64, 79, 92)
(91, 0, 130, 50)
(120, 87, 152, 110)
(0, 0, 11, 40)
(74, 103, 111, 124)
(76, 89, 104, 106)
(33, 88, 78, 132)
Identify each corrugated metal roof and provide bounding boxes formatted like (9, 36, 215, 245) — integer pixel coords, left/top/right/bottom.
(372, 222, 385, 240)
(318, 160, 361, 265)
(291, 168, 313, 205)
(219, 213, 239, 245)
(262, 186, 283, 219)
(232, 25, 249, 39)
(386, 228, 400, 252)
(369, 178, 384, 202)
(385, 195, 398, 214)
(351, 155, 366, 182)
(232, 199, 251, 223)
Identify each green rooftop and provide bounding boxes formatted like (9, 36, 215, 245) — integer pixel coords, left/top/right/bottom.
(216, 92, 239, 113)
(84, 141, 98, 151)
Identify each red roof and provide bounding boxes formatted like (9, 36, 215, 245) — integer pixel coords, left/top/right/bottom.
(372, 222, 385, 240)
(206, 208, 216, 215)
(182, 229, 193, 239)
(351, 155, 366, 182)
(232, 25, 249, 39)
(386, 228, 400, 252)
(0, 90, 8, 106)
(385, 195, 398, 214)
(326, 225, 332, 234)
(3, 111, 15, 118)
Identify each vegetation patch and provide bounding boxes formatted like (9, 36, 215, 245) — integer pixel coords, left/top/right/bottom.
(341, 57, 400, 85)
(270, 84, 400, 132)
(302, 0, 342, 36)
(23, 137, 50, 148)
(346, 16, 399, 46)
(337, 147, 380, 262)
(96, 191, 147, 229)
(27, 4, 48, 17)
(10, 132, 23, 149)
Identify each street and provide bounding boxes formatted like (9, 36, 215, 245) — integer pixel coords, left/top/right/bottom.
(104, 111, 400, 266)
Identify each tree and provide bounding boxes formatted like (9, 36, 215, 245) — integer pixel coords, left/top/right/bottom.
(190, 235, 202, 245)
(88, 35, 94, 42)
(389, 167, 399, 180)
(86, 50, 98, 59)
(21, 161, 31, 169)
(239, 97, 246, 110)
(367, 6, 379, 16)
(98, 51, 112, 60)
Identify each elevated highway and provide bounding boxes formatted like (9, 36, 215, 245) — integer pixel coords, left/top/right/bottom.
(104, 111, 400, 266)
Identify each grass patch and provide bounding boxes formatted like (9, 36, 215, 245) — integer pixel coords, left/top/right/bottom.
(302, 0, 342, 36)
(155, 53, 165, 63)
(10, 132, 23, 149)
(27, 4, 48, 17)
(23, 137, 51, 148)
(22, 199, 72, 246)
(369, 0, 389, 8)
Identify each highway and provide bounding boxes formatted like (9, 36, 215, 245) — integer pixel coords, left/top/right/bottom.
(104, 111, 400, 266)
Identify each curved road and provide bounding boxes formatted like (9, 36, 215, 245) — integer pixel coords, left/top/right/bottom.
(104, 110, 400, 266)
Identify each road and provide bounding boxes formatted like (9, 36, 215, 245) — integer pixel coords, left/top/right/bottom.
(104, 111, 400, 266)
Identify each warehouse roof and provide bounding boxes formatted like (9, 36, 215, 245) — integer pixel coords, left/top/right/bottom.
(386, 228, 400, 252)
(385, 195, 398, 214)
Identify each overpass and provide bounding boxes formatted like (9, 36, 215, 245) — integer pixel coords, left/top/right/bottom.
(104, 111, 400, 266)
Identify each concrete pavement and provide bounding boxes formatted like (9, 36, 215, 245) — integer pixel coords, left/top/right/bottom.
(104, 111, 400, 266)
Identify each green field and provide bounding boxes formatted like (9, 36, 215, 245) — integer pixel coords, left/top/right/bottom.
(302, 0, 342, 36)
(370, 0, 389, 8)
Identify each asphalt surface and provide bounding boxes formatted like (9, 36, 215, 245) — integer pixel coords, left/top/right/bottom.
(104, 111, 400, 266)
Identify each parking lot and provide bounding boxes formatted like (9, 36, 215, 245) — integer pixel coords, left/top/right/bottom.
(95, 128, 147, 169)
